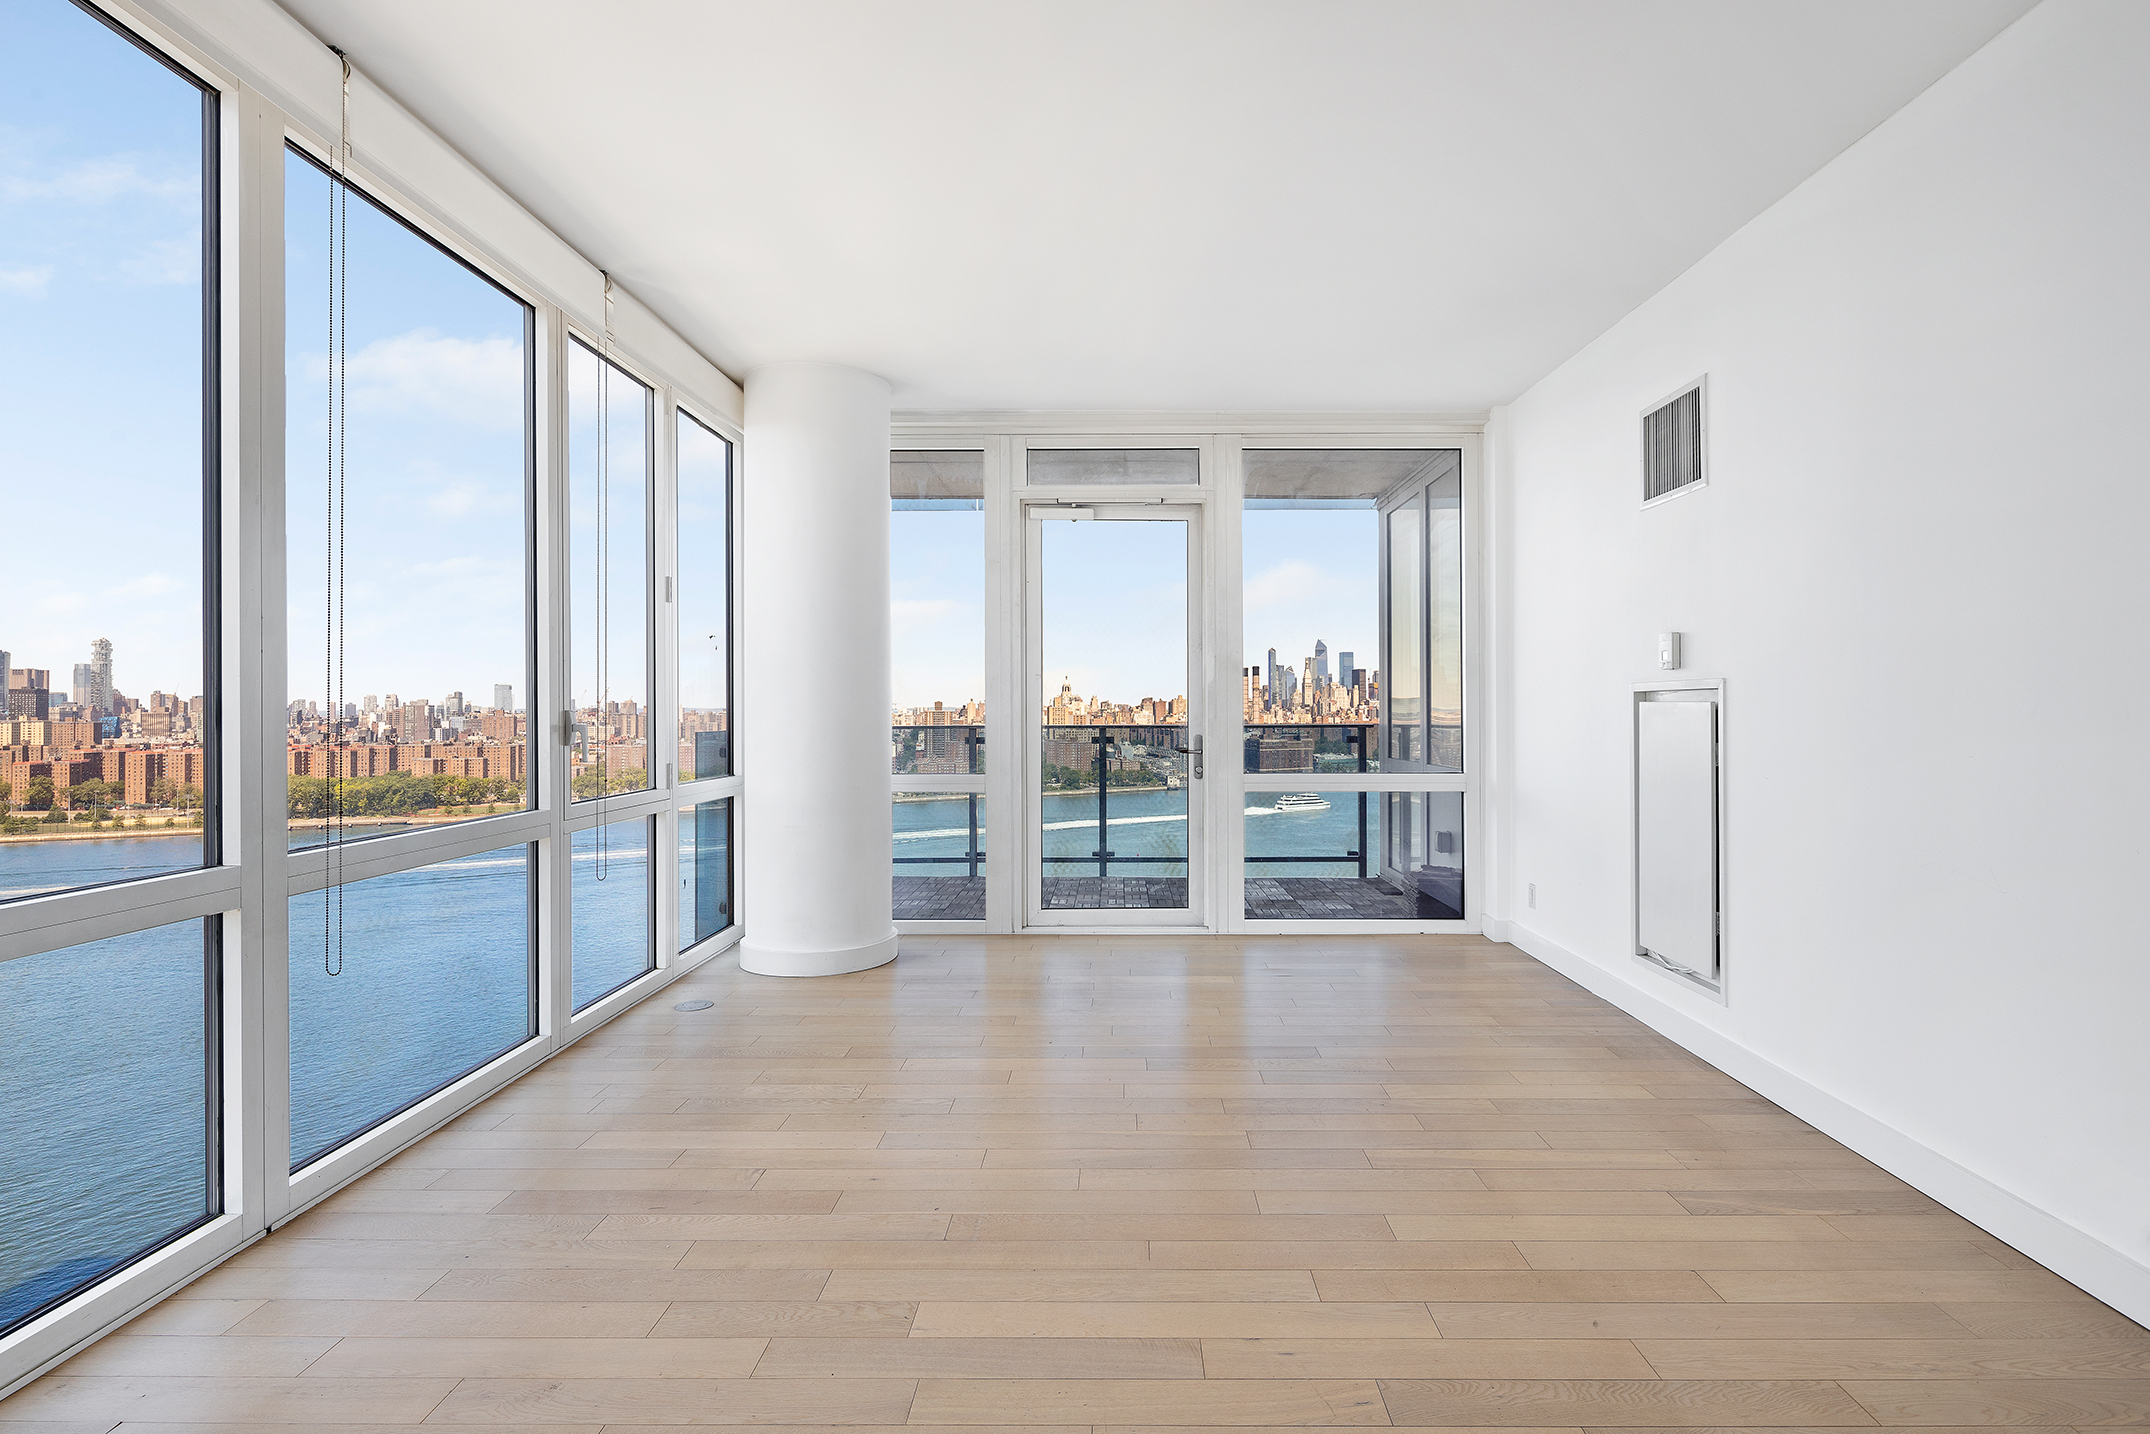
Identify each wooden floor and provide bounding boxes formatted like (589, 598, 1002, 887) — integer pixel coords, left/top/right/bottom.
(7, 933, 2147, 1429)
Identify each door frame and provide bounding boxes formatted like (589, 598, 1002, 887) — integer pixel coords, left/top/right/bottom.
(1020, 495, 1209, 930)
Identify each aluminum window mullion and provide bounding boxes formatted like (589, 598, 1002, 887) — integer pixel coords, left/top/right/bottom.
(561, 786, 671, 835)
(240, 91, 294, 1233)
(677, 774, 743, 800)
(0, 873, 242, 967)
(281, 811, 554, 896)
(655, 393, 679, 965)
(535, 303, 571, 1047)
(1242, 773, 1469, 792)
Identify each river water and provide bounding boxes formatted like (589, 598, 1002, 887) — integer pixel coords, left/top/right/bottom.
(5, 790, 1401, 1331)
(2, 830, 540, 1332)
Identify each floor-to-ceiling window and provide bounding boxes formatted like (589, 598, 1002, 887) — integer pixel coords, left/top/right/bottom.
(0, 0, 745, 1382)
(1240, 449, 1466, 921)
(889, 449, 986, 922)
(872, 429, 1474, 935)
(282, 146, 540, 1168)
(674, 407, 738, 952)
(0, 0, 221, 1339)
(565, 342, 657, 1008)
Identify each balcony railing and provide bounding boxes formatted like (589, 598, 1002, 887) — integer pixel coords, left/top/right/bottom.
(1243, 723, 1375, 774)
(892, 793, 984, 878)
(1242, 721, 1461, 773)
(1040, 725, 1188, 879)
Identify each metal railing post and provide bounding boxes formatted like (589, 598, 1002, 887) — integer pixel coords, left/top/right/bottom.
(1358, 792, 1370, 878)
(1094, 730, 1109, 879)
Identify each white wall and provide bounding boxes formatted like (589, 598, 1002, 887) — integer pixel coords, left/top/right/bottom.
(1490, 0, 2150, 1321)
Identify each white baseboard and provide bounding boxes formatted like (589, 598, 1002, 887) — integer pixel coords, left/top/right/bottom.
(1500, 919, 2150, 1328)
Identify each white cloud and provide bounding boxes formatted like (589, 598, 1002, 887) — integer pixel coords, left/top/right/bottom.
(303, 328, 523, 428)
(120, 236, 198, 284)
(0, 264, 54, 296)
(2, 156, 191, 204)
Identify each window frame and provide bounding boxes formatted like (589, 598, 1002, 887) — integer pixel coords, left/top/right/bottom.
(0, 1, 745, 1393)
(674, 403, 736, 788)
(670, 396, 745, 959)
(888, 440, 992, 930)
(881, 423, 1482, 940)
(565, 333, 659, 808)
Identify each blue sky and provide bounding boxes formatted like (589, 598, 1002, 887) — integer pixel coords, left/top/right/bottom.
(287, 150, 531, 713)
(563, 340, 646, 716)
(890, 509, 984, 711)
(2, 0, 206, 700)
(1042, 519, 1186, 705)
(1241, 509, 1379, 684)
(676, 413, 730, 714)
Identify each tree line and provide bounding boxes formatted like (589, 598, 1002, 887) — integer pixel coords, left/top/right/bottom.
(287, 773, 523, 817)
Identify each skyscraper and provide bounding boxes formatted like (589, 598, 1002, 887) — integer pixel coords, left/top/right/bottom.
(87, 637, 113, 715)
(1337, 650, 1353, 687)
(1265, 648, 1279, 712)
(1314, 640, 1329, 686)
(0, 651, 9, 722)
(494, 683, 514, 712)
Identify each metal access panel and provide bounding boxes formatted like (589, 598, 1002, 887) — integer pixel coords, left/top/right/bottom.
(1636, 697, 1719, 980)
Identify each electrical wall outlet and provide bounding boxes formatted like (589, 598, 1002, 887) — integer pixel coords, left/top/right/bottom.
(1657, 631, 1681, 670)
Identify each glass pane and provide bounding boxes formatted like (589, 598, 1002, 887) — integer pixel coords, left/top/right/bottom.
(679, 798, 732, 952)
(1040, 520, 1188, 911)
(1243, 789, 1457, 920)
(573, 816, 653, 1010)
(570, 341, 652, 801)
(1385, 498, 1423, 764)
(1429, 460, 1463, 772)
(289, 844, 533, 1168)
(1, 4, 210, 899)
(1, 918, 216, 1335)
(894, 794, 983, 922)
(1027, 448, 1199, 486)
(891, 452, 985, 773)
(677, 412, 731, 781)
(285, 149, 533, 853)
(1382, 790, 1464, 920)
(1243, 451, 1450, 775)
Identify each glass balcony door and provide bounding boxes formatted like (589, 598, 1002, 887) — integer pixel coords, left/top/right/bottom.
(1024, 504, 1204, 927)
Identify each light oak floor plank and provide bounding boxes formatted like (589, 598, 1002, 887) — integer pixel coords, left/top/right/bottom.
(8, 933, 2137, 1430)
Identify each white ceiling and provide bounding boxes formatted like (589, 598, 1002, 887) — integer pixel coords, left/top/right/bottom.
(279, 0, 2035, 413)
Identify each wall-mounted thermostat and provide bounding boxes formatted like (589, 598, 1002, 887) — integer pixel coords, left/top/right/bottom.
(1658, 632, 1681, 670)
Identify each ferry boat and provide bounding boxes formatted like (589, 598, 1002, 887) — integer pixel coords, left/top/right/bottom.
(1272, 792, 1331, 813)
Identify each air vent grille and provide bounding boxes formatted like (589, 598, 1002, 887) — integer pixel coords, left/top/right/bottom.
(1643, 384, 1705, 502)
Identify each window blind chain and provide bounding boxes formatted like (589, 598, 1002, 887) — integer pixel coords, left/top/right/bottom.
(323, 52, 352, 975)
(594, 272, 615, 878)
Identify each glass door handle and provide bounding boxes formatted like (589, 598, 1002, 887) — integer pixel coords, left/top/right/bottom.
(1174, 734, 1204, 779)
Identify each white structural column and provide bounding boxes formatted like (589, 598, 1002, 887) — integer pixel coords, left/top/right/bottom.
(739, 362, 898, 976)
